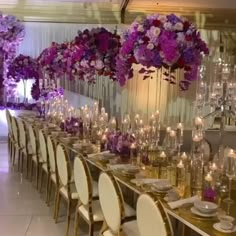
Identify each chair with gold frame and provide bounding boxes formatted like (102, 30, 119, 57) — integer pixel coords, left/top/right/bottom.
(47, 135, 59, 209)
(38, 129, 50, 198)
(55, 143, 78, 236)
(136, 193, 173, 236)
(11, 116, 22, 169)
(28, 124, 43, 189)
(73, 155, 103, 236)
(5, 109, 13, 160)
(17, 118, 33, 177)
(98, 171, 138, 236)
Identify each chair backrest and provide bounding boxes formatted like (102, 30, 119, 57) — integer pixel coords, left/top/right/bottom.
(28, 125, 37, 155)
(137, 194, 173, 236)
(17, 118, 26, 148)
(39, 129, 48, 164)
(5, 109, 12, 135)
(47, 135, 56, 173)
(98, 171, 124, 234)
(11, 117, 19, 143)
(74, 156, 92, 205)
(56, 144, 71, 187)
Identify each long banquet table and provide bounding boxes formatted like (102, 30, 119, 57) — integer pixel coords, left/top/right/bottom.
(23, 116, 236, 236)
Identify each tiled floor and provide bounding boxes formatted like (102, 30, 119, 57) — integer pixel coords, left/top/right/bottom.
(0, 142, 99, 236)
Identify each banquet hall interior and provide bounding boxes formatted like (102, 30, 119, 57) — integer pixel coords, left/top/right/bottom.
(1, 0, 236, 236)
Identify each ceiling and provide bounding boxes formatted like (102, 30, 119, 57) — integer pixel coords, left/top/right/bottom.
(0, 0, 236, 29)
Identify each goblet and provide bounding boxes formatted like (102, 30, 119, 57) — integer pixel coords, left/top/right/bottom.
(223, 150, 236, 204)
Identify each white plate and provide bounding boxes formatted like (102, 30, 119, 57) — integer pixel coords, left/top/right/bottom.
(191, 207, 217, 218)
(213, 223, 236, 233)
(151, 186, 172, 193)
(130, 178, 160, 185)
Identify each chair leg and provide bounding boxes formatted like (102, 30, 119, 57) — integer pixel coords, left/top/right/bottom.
(40, 169, 44, 193)
(21, 152, 24, 174)
(55, 192, 61, 223)
(46, 175, 51, 205)
(36, 163, 40, 190)
(26, 155, 29, 179)
(17, 150, 21, 171)
(89, 224, 94, 236)
(74, 211, 79, 236)
(66, 200, 72, 236)
(30, 159, 34, 181)
(12, 145, 16, 166)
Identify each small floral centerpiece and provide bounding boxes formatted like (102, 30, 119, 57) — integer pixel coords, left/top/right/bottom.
(116, 14, 209, 90)
(106, 131, 136, 160)
(60, 117, 83, 135)
(69, 27, 121, 82)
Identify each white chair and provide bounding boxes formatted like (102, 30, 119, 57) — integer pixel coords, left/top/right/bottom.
(55, 143, 78, 236)
(11, 116, 22, 168)
(98, 171, 138, 236)
(17, 118, 32, 177)
(74, 156, 103, 236)
(136, 194, 173, 236)
(5, 109, 13, 159)
(47, 135, 59, 209)
(28, 124, 43, 189)
(38, 129, 50, 197)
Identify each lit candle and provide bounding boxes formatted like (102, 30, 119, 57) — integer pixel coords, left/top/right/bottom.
(211, 162, 217, 171)
(170, 130, 176, 137)
(177, 160, 184, 168)
(192, 134, 201, 142)
(227, 149, 235, 158)
(205, 173, 213, 182)
(195, 117, 203, 126)
(177, 123, 183, 130)
(160, 151, 166, 158)
(181, 152, 188, 160)
(101, 134, 107, 142)
(166, 126, 171, 133)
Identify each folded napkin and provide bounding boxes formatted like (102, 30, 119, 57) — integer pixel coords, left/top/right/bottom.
(108, 164, 136, 171)
(168, 195, 199, 209)
(87, 151, 110, 159)
(132, 178, 167, 185)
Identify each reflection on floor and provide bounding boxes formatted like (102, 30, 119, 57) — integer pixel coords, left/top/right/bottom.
(0, 142, 99, 236)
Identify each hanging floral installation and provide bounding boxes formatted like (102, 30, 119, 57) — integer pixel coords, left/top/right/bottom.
(68, 27, 121, 82)
(0, 12, 25, 103)
(116, 14, 209, 90)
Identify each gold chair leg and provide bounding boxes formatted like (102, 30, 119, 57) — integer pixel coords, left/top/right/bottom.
(89, 223, 94, 236)
(66, 200, 72, 236)
(53, 188, 59, 219)
(55, 192, 61, 223)
(40, 169, 44, 193)
(17, 150, 21, 171)
(36, 163, 40, 190)
(12, 146, 16, 166)
(21, 152, 24, 174)
(30, 160, 34, 181)
(26, 155, 29, 179)
(46, 176, 51, 205)
(74, 211, 79, 236)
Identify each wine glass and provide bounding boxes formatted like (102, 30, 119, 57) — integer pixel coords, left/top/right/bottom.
(223, 150, 236, 203)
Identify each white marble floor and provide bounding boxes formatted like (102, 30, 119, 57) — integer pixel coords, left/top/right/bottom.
(0, 142, 99, 236)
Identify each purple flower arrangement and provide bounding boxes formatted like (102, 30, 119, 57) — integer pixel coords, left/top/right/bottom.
(69, 27, 121, 82)
(7, 54, 39, 82)
(106, 131, 136, 158)
(0, 12, 25, 102)
(37, 42, 70, 79)
(116, 14, 209, 90)
(60, 117, 83, 135)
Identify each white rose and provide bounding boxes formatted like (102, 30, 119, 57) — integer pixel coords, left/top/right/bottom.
(95, 60, 104, 70)
(174, 22, 183, 31)
(147, 43, 154, 50)
(158, 15, 167, 23)
(137, 25, 144, 32)
(90, 60, 95, 66)
(163, 22, 173, 30)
